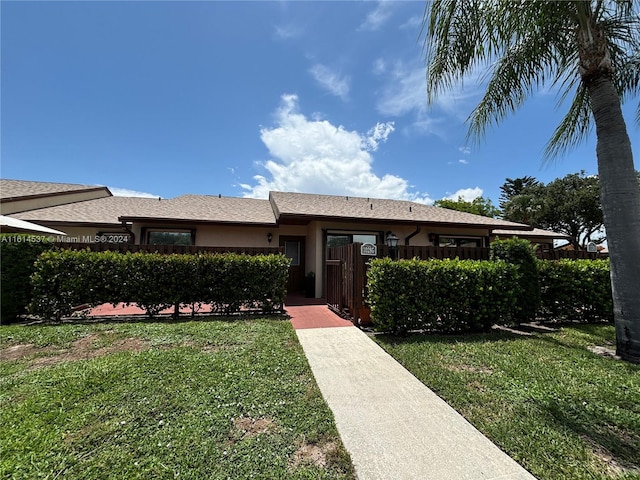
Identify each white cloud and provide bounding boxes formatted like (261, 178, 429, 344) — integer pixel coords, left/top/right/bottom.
(458, 146, 471, 155)
(366, 122, 395, 151)
(241, 94, 432, 204)
(108, 187, 160, 198)
(444, 187, 483, 202)
(274, 23, 301, 39)
(359, 1, 394, 31)
(376, 66, 427, 117)
(372, 58, 386, 75)
(400, 14, 422, 30)
(375, 61, 486, 136)
(309, 64, 350, 100)
(458, 159, 469, 165)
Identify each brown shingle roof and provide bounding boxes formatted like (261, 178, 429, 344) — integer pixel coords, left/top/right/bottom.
(120, 195, 276, 225)
(12, 194, 276, 226)
(0, 179, 110, 200)
(12, 196, 164, 226)
(10, 187, 552, 232)
(269, 191, 530, 229)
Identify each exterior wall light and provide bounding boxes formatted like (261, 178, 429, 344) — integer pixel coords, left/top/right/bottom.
(267, 233, 273, 244)
(385, 231, 399, 260)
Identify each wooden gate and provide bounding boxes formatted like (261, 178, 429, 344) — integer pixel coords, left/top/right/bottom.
(326, 243, 373, 322)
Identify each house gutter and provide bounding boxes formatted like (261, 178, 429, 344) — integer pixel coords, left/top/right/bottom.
(404, 226, 421, 245)
(120, 221, 135, 244)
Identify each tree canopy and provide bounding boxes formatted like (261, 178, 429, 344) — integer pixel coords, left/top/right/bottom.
(433, 196, 501, 218)
(500, 172, 604, 248)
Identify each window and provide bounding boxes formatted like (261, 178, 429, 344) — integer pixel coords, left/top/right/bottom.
(327, 235, 350, 248)
(439, 236, 483, 248)
(284, 241, 300, 266)
(353, 234, 377, 244)
(327, 233, 378, 248)
(147, 230, 193, 245)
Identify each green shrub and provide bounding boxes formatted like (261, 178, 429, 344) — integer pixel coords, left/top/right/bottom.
(29, 249, 290, 320)
(538, 259, 612, 322)
(0, 234, 56, 323)
(490, 237, 540, 323)
(366, 258, 518, 334)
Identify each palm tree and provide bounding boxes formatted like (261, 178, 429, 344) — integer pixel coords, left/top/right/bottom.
(423, 0, 640, 363)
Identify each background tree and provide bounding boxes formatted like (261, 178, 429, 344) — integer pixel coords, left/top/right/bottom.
(541, 172, 604, 249)
(500, 172, 605, 249)
(433, 196, 501, 218)
(423, 1, 640, 362)
(499, 177, 546, 225)
(498, 176, 542, 211)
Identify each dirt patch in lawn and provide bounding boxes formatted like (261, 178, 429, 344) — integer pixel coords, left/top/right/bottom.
(1, 344, 40, 361)
(446, 363, 493, 374)
(587, 345, 621, 360)
(229, 416, 276, 444)
(290, 441, 338, 469)
(1, 334, 150, 368)
(582, 435, 640, 476)
(233, 416, 275, 436)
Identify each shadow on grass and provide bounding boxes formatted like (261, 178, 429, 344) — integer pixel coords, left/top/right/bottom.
(10, 312, 290, 328)
(543, 398, 640, 471)
(374, 329, 526, 347)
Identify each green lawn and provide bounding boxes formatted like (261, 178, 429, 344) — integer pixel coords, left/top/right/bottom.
(0, 318, 355, 480)
(374, 324, 640, 480)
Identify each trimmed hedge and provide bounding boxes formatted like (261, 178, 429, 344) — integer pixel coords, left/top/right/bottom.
(0, 234, 56, 324)
(366, 256, 613, 334)
(366, 258, 518, 333)
(538, 259, 612, 322)
(490, 237, 540, 323)
(29, 249, 290, 320)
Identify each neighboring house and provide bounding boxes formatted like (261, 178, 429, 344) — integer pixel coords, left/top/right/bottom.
(0, 179, 111, 215)
(1, 179, 569, 296)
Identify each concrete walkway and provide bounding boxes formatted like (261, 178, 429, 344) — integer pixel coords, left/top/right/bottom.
(287, 304, 536, 480)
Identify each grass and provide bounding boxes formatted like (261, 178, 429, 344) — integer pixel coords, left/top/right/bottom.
(374, 324, 640, 480)
(0, 318, 355, 480)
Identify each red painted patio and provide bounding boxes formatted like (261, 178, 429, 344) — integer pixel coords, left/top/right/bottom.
(84, 294, 353, 330)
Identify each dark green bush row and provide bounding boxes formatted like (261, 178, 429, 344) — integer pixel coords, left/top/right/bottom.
(30, 249, 290, 319)
(538, 259, 612, 322)
(0, 234, 56, 324)
(367, 258, 519, 333)
(490, 237, 541, 322)
(366, 256, 613, 333)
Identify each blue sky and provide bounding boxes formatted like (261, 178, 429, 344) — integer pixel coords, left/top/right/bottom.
(2, 1, 638, 206)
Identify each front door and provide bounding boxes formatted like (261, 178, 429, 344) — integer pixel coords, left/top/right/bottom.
(280, 236, 305, 293)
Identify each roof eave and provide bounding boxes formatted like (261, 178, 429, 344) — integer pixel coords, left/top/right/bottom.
(16, 220, 125, 229)
(1, 186, 113, 203)
(277, 213, 531, 230)
(118, 216, 276, 227)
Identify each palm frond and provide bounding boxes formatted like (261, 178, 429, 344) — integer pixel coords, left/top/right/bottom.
(544, 85, 593, 160)
(423, 0, 640, 155)
(467, 20, 575, 141)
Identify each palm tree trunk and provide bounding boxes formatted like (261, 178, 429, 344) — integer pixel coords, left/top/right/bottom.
(587, 75, 640, 363)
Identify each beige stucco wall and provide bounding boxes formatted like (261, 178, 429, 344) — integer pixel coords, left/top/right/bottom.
(129, 223, 277, 247)
(196, 225, 276, 247)
(1, 190, 111, 215)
